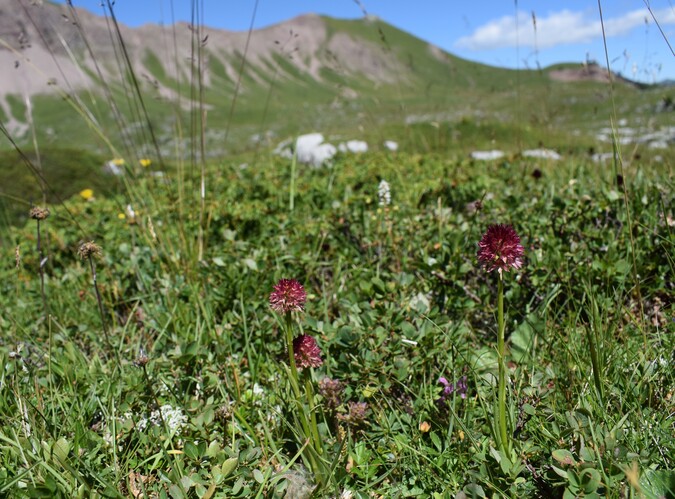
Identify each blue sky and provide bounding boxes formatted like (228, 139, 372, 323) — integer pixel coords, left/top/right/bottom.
(56, 0, 675, 82)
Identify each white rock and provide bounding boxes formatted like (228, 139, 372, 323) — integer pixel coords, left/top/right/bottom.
(522, 149, 561, 160)
(296, 133, 336, 167)
(103, 161, 124, 175)
(296, 133, 324, 151)
(471, 150, 504, 160)
(592, 153, 614, 163)
(338, 140, 368, 153)
(309, 143, 337, 167)
(273, 139, 293, 159)
(384, 140, 398, 151)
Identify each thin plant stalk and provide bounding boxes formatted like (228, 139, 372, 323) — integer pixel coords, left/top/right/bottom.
(289, 149, 297, 212)
(36, 218, 49, 322)
(586, 325, 604, 405)
(584, 285, 605, 404)
(497, 273, 508, 453)
(304, 374, 323, 457)
(284, 314, 302, 400)
(86, 254, 120, 370)
(597, 0, 646, 348)
(87, 254, 108, 343)
(283, 314, 321, 474)
(29, 206, 51, 326)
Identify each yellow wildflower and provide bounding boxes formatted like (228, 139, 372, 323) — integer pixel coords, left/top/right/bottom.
(79, 189, 94, 200)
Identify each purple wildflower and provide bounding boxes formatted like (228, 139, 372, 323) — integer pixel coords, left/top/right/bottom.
(437, 375, 468, 409)
(477, 224, 524, 274)
(269, 279, 306, 314)
(293, 334, 323, 369)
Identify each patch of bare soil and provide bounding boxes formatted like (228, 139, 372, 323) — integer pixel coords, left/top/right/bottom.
(549, 63, 634, 86)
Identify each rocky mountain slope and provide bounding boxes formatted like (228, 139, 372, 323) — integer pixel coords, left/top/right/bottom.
(0, 1, 446, 122)
(0, 0, 667, 156)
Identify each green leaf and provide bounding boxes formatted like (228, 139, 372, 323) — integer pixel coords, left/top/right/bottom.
(221, 457, 239, 478)
(371, 277, 386, 295)
(579, 468, 601, 494)
(52, 437, 70, 462)
(522, 403, 536, 416)
(206, 440, 222, 457)
(429, 432, 442, 452)
(551, 464, 568, 479)
(252, 469, 264, 484)
(169, 484, 184, 499)
(552, 449, 577, 466)
(606, 189, 620, 201)
(580, 446, 594, 462)
(231, 476, 245, 495)
(184, 441, 200, 460)
(463, 483, 486, 498)
(242, 258, 257, 271)
(640, 469, 675, 499)
(567, 468, 581, 491)
(510, 313, 544, 363)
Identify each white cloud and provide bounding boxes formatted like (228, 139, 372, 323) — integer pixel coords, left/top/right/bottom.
(455, 8, 675, 50)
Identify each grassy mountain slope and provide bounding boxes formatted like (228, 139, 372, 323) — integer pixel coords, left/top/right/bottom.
(1, 0, 671, 159)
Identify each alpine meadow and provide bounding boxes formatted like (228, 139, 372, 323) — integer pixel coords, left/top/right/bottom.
(0, 0, 673, 497)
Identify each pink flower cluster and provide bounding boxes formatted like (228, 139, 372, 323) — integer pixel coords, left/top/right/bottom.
(477, 224, 524, 274)
(293, 334, 323, 369)
(269, 278, 307, 314)
(270, 279, 322, 369)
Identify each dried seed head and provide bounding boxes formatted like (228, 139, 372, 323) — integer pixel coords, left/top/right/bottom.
(77, 241, 102, 260)
(318, 377, 345, 410)
(337, 401, 370, 428)
(133, 346, 149, 367)
(29, 206, 49, 220)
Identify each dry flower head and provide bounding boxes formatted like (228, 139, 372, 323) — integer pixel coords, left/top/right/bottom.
(29, 206, 50, 220)
(78, 241, 102, 260)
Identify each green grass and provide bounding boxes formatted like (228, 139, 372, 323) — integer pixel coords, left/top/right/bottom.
(1, 6, 674, 497)
(1, 147, 673, 497)
(0, 147, 118, 224)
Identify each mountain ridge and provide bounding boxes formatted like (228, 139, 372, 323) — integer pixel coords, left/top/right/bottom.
(0, 0, 666, 155)
(0, 2, 438, 101)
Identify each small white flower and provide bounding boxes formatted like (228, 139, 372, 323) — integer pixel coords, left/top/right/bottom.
(378, 179, 391, 206)
(340, 489, 354, 499)
(136, 405, 187, 434)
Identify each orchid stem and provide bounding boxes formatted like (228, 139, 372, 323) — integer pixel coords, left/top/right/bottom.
(497, 272, 509, 454)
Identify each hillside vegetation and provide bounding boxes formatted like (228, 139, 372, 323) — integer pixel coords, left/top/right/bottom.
(0, 1, 674, 497)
